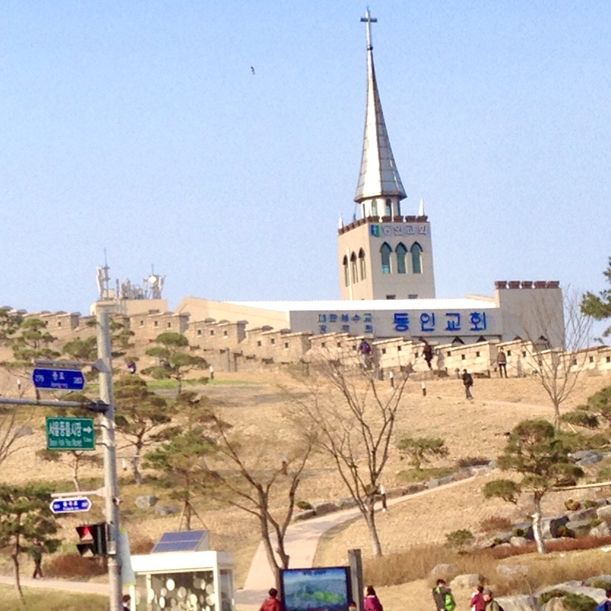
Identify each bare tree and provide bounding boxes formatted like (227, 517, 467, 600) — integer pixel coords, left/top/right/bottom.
(206, 415, 315, 583)
(517, 289, 593, 428)
(292, 356, 409, 557)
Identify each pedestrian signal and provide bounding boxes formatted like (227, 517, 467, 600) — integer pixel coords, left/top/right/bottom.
(76, 522, 108, 556)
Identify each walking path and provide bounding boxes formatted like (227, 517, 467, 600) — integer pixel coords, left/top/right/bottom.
(0, 573, 108, 596)
(235, 473, 483, 610)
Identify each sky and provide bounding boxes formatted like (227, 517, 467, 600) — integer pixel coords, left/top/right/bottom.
(1, 1, 610, 318)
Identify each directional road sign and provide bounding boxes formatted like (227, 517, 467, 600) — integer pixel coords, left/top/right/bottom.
(33, 368, 86, 391)
(50, 497, 92, 514)
(46, 417, 96, 451)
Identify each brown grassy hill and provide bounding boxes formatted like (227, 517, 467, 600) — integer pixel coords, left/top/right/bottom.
(0, 368, 609, 587)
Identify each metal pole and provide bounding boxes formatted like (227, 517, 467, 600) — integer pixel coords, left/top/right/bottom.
(96, 303, 122, 611)
(348, 548, 364, 611)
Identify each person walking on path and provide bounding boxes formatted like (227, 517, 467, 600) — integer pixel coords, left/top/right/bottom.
(364, 585, 383, 611)
(432, 579, 456, 611)
(30, 539, 44, 579)
(471, 585, 486, 611)
(482, 589, 503, 611)
(260, 587, 281, 611)
(496, 349, 507, 378)
(462, 369, 474, 400)
(422, 340, 434, 370)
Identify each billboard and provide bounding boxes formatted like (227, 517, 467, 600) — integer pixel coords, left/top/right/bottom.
(280, 566, 352, 611)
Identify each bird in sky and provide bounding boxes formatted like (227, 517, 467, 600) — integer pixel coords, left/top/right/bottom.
(250, 66, 255, 75)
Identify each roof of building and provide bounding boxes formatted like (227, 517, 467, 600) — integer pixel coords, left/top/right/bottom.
(354, 9, 406, 203)
(227, 297, 497, 313)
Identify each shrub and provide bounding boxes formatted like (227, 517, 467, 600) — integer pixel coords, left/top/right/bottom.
(589, 577, 611, 590)
(457, 456, 490, 468)
(564, 498, 582, 511)
(539, 590, 597, 610)
(44, 553, 107, 578)
(296, 500, 313, 511)
(397, 467, 455, 483)
(446, 529, 475, 551)
(539, 589, 570, 605)
(480, 516, 512, 533)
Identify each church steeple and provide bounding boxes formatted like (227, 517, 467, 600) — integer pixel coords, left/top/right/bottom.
(354, 8, 406, 207)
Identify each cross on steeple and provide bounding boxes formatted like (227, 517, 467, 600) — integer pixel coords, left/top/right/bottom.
(360, 8, 377, 51)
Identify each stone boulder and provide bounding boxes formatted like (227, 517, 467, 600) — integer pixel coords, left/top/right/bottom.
(510, 536, 529, 547)
(566, 507, 597, 522)
(585, 575, 611, 589)
(590, 522, 611, 537)
(565, 518, 593, 536)
(497, 563, 529, 579)
(541, 516, 569, 538)
(429, 563, 459, 581)
(450, 574, 483, 590)
(135, 495, 159, 509)
(537, 583, 606, 605)
(571, 450, 603, 466)
(597, 505, 611, 524)
(496, 595, 538, 611)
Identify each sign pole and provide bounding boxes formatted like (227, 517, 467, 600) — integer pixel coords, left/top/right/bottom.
(96, 303, 122, 611)
(348, 549, 364, 611)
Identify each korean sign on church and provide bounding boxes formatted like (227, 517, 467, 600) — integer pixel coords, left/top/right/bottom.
(290, 306, 497, 338)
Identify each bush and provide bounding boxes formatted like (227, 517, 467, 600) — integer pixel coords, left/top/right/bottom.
(564, 498, 582, 511)
(539, 591, 597, 610)
(589, 577, 611, 590)
(44, 553, 107, 579)
(480, 516, 512, 533)
(296, 500, 313, 511)
(445, 529, 475, 551)
(397, 467, 455, 483)
(457, 456, 490, 468)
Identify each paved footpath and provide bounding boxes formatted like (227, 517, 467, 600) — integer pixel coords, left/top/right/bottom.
(0, 573, 108, 596)
(235, 474, 481, 610)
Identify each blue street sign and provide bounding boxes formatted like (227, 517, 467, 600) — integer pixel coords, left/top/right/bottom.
(32, 368, 86, 391)
(50, 497, 92, 514)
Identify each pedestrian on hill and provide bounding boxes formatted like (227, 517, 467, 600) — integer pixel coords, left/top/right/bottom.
(122, 593, 131, 611)
(462, 369, 474, 400)
(422, 340, 434, 369)
(30, 539, 44, 579)
(364, 585, 383, 611)
(471, 585, 486, 611)
(597, 589, 611, 611)
(496, 349, 507, 378)
(260, 587, 281, 611)
(432, 579, 456, 611)
(482, 589, 503, 611)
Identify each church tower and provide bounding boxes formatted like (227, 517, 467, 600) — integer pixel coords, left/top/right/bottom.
(338, 10, 436, 300)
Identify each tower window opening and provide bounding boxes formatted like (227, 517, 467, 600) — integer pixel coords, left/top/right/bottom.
(358, 249, 366, 280)
(385, 199, 392, 217)
(411, 242, 423, 274)
(342, 255, 349, 286)
(371, 199, 378, 216)
(380, 242, 392, 274)
(350, 252, 358, 284)
(396, 243, 407, 274)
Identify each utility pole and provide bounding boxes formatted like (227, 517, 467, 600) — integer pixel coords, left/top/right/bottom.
(96, 302, 122, 611)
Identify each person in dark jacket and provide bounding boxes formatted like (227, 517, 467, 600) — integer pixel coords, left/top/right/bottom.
(260, 588, 281, 611)
(482, 589, 502, 611)
(462, 369, 474, 400)
(363, 585, 383, 611)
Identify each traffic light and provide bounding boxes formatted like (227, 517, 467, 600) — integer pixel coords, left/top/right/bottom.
(76, 522, 108, 556)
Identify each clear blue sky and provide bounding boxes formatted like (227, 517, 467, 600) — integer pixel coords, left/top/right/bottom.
(1, 1, 609, 316)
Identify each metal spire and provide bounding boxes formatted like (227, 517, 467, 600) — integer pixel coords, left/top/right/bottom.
(354, 8, 406, 204)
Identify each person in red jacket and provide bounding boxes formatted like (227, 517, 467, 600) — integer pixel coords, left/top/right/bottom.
(260, 587, 281, 611)
(471, 585, 486, 611)
(364, 585, 384, 611)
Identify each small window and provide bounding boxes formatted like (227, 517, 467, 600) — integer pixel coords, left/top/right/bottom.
(270, 338, 275, 345)
(507, 350, 512, 356)
(606, 356, 610, 363)
(223, 330, 228, 336)
(371, 199, 378, 216)
(210, 330, 215, 336)
(154, 321, 159, 327)
(257, 340, 262, 347)
(572, 357, 577, 366)
(411, 242, 423, 274)
(446, 351, 451, 357)
(386, 294, 396, 300)
(476, 351, 480, 357)
(461, 354, 466, 360)
(57, 321, 62, 327)
(337, 342, 342, 347)
(397, 346, 402, 352)
(350, 252, 358, 284)
(197, 329, 202, 336)
(589, 356, 594, 363)
(284, 342, 289, 349)
(342, 255, 349, 287)
(358, 249, 367, 280)
(408, 294, 418, 299)
(522, 351, 527, 357)
(321, 342, 326, 348)
(167, 322, 172, 328)
(139, 320, 144, 327)
(396, 243, 407, 274)
(382, 348, 386, 354)
(380, 242, 392, 274)
(385, 199, 392, 216)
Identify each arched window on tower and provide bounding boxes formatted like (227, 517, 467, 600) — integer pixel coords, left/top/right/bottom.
(358, 248, 366, 280)
(385, 198, 392, 217)
(380, 242, 392, 274)
(411, 242, 423, 274)
(371, 199, 378, 216)
(350, 252, 358, 284)
(396, 243, 407, 274)
(342, 255, 349, 286)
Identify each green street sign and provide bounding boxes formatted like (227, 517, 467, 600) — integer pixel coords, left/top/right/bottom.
(46, 417, 96, 451)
